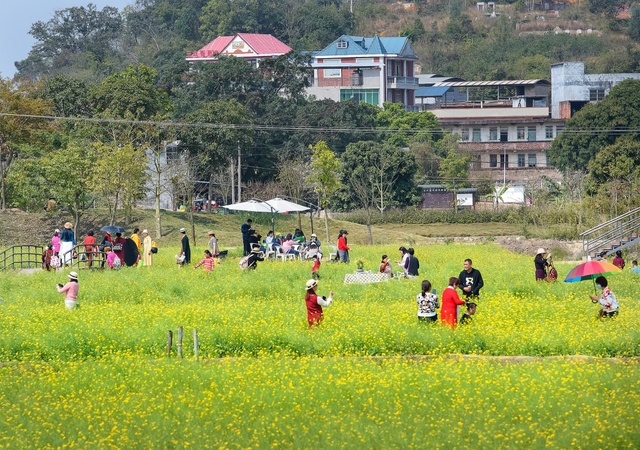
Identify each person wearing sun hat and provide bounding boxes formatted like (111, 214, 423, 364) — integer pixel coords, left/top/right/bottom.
(59, 222, 76, 266)
(304, 279, 333, 328)
(179, 228, 191, 265)
(57, 271, 79, 310)
(142, 230, 153, 267)
(534, 247, 549, 281)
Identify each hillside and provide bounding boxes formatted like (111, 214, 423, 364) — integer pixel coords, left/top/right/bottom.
(14, 0, 640, 83)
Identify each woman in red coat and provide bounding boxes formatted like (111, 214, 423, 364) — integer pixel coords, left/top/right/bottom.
(305, 279, 333, 328)
(441, 277, 466, 329)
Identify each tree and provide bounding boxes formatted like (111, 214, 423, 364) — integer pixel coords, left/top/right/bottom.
(630, 6, 640, 42)
(376, 102, 441, 147)
(90, 65, 171, 122)
(0, 78, 53, 210)
(437, 135, 471, 212)
(548, 79, 640, 173)
(16, 5, 123, 80)
(340, 141, 418, 243)
(586, 136, 640, 214)
(44, 141, 97, 229)
(181, 99, 252, 205)
(307, 141, 340, 243)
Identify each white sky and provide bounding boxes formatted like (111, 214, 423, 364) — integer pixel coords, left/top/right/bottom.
(1, 1, 133, 78)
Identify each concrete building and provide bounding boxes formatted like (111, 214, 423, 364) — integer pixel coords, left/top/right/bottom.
(306, 35, 418, 109)
(186, 33, 291, 68)
(551, 61, 640, 119)
(421, 79, 564, 183)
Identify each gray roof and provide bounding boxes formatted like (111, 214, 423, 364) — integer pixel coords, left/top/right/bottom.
(434, 79, 550, 87)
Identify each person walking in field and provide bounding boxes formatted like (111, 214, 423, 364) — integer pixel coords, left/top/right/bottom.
(57, 271, 79, 310)
(179, 228, 191, 265)
(458, 258, 484, 300)
(83, 231, 96, 268)
(311, 254, 321, 280)
(416, 280, 438, 323)
(534, 248, 549, 281)
(42, 244, 55, 271)
(194, 250, 215, 273)
(130, 228, 141, 266)
(59, 222, 75, 266)
(51, 229, 61, 256)
(590, 276, 619, 318)
(337, 230, 350, 263)
(304, 279, 333, 328)
(142, 230, 153, 267)
(208, 231, 219, 256)
(441, 277, 466, 328)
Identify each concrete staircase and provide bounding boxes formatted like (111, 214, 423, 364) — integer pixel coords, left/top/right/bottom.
(581, 207, 640, 260)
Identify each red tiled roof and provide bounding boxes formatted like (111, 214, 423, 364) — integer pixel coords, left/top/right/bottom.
(187, 33, 291, 60)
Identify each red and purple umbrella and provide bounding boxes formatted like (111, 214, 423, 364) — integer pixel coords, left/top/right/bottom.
(564, 260, 622, 289)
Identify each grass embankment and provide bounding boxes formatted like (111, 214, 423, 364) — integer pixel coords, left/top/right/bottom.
(1, 243, 638, 448)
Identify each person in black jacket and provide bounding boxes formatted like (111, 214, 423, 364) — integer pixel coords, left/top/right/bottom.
(247, 244, 264, 270)
(458, 258, 484, 299)
(404, 247, 420, 277)
(179, 228, 191, 265)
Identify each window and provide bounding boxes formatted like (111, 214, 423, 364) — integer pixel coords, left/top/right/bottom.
(527, 126, 536, 142)
(500, 128, 508, 142)
(461, 128, 469, 141)
(545, 126, 553, 139)
(556, 125, 564, 135)
(337, 39, 348, 49)
(518, 154, 525, 167)
(517, 126, 525, 140)
(500, 154, 508, 169)
(472, 128, 481, 142)
(489, 154, 497, 168)
(340, 89, 379, 106)
(528, 154, 537, 167)
(589, 89, 605, 101)
(489, 127, 498, 141)
(324, 68, 341, 78)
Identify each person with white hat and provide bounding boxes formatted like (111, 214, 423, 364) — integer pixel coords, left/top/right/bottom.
(304, 279, 333, 328)
(57, 272, 79, 310)
(534, 248, 549, 281)
(142, 230, 153, 267)
(179, 228, 191, 266)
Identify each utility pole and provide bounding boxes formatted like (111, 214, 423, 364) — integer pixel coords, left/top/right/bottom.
(230, 156, 235, 204)
(237, 140, 242, 203)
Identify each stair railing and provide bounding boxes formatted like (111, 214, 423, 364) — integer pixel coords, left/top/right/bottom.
(581, 206, 640, 258)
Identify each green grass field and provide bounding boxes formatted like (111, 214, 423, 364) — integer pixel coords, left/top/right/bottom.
(1, 243, 638, 448)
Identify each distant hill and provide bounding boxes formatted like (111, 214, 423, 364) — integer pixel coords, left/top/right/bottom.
(14, 0, 639, 83)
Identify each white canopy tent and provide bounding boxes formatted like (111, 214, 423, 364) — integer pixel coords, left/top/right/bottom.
(223, 198, 316, 235)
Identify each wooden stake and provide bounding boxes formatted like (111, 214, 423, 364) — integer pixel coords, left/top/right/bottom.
(177, 326, 183, 358)
(193, 329, 199, 361)
(167, 330, 173, 356)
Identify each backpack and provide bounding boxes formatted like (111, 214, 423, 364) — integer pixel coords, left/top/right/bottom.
(239, 255, 250, 270)
(113, 254, 122, 269)
(50, 255, 61, 269)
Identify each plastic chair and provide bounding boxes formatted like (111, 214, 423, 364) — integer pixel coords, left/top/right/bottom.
(328, 245, 337, 262)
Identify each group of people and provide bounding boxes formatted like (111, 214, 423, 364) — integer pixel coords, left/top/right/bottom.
(239, 218, 325, 264)
(44, 225, 156, 272)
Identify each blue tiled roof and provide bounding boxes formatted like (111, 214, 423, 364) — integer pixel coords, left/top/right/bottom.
(315, 35, 411, 57)
(415, 86, 452, 97)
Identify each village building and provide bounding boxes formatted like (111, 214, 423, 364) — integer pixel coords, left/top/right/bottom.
(418, 79, 564, 184)
(186, 33, 291, 68)
(551, 61, 640, 119)
(306, 35, 418, 109)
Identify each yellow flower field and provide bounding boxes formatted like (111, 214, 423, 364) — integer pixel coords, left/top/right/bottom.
(0, 243, 638, 447)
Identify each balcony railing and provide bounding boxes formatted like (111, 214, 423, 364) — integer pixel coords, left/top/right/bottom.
(387, 76, 419, 88)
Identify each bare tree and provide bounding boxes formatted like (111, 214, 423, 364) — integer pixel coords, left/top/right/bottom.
(168, 152, 200, 246)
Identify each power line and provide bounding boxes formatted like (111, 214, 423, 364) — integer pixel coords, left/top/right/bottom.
(2, 112, 639, 135)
